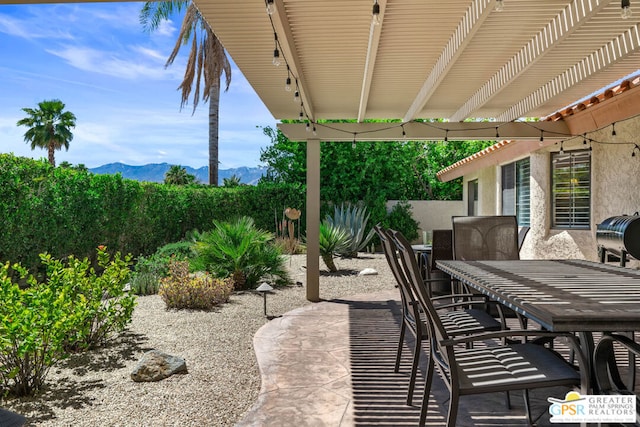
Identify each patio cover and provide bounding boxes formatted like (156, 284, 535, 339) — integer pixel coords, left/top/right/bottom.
(12, 0, 640, 300)
(192, 0, 640, 301)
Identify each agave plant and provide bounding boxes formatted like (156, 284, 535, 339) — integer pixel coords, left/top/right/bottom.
(325, 203, 376, 257)
(318, 221, 351, 272)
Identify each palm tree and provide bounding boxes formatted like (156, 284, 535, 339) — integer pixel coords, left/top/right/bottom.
(140, 1, 232, 186)
(16, 99, 76, 167)
(223, 174, 242, 187)
(164, 165, 196, 185)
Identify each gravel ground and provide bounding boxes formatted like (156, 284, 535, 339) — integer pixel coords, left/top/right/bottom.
(3, 253, 396, 426)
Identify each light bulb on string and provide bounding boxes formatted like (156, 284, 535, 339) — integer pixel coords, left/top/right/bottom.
(352, 134, 357, 149)
(495, 0, 505, 12)
(272, 48, 281, 66)
(612, 122, 617, 138)
(294, 90, 299, 103)
(372, 0, 381, 25)
(540, 130, 544, 143)
(312, 125, 317, 136)
(266, 0, 275, 15)
(583, 134, 587, 145)
(622, 0, 632, 19)
(444, 129, 449, 142)
(401, 124, 406, 139)
(285, 76, 291, 92)
(559, 141, 564, 155)
(306, 122, 310, 132)
(495, 126, 500, 140)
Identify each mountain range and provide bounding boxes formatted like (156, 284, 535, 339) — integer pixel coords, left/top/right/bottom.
(89, 162, 267, 185)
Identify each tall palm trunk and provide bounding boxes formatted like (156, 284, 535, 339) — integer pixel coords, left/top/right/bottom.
(208, 77, 221, 186)
(47, 141, 56, 166)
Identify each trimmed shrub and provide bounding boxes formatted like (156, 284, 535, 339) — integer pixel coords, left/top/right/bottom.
(159, 260, 233, 310)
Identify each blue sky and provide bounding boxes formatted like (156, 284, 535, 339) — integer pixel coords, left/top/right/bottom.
(0, 2, 276, 169)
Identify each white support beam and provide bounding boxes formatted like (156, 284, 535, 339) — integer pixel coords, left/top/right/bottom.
(271, 0, 316, 121)
(450, 0, 609, 122)
(497, 23, 640, 121)
(403, 0, 493, 122)
(358, 0, 386, 122)
(279, 120, 570, 143)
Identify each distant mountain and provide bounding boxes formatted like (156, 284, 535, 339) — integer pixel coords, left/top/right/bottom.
(89, 162, 267, 185)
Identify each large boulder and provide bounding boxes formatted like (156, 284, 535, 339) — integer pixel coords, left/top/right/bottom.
(131, 350, 188, 382)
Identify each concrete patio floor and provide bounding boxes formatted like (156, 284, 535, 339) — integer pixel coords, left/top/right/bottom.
(236, 289, 580, 427)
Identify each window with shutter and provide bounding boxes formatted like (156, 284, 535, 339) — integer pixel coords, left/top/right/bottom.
(551, 150, 590, 229)
(501, 158, 530, 226)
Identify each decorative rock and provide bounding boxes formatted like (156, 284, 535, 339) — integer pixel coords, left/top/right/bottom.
(131, 350, 188, 382)
(358, 268, 378, 276)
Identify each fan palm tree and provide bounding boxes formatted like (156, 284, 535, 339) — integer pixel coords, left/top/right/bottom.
(164, 165, 196, 185)
(140, 1, 231, 186)
(16, 99, 76, 167)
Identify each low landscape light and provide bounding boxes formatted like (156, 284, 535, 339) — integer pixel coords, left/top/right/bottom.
(256, 283, 274, 317)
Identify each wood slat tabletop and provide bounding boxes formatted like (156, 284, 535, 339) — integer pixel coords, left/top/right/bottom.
(436, 259, 640, 332)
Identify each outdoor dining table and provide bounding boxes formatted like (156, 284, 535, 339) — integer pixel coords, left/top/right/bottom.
(436, 259, 640, 390)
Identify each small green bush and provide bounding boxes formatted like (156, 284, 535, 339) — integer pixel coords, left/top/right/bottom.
(130, 241, 196, 295)
(0, 247, 135, 396)
(192, 216, 290, 290)
(159, 260, 233, 310)
(383, 201, 419, 242)
(42, 246, 136, 352)
(318, 221, 351, 272)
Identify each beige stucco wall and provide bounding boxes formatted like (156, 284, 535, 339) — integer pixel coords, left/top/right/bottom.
(462, 116, 640, 263)
(387, 200, 465, 242)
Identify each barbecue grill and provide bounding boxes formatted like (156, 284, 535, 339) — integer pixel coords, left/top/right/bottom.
(596, 213, 640, 267)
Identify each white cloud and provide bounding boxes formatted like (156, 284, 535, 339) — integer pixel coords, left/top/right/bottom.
(156, 19, 177, 37)
(0, 13, 74, 40)
(46, 45, 179, 81)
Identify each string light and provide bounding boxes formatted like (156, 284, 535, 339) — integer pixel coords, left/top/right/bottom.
(372, 0, 381, 25)
(352, 134, 357, 149)
(444, 129, 449, 142)
(540, 130, 544, 142)
(312, 125, 317, 136)
(272, 33, 281, 66)
(495, 126, 500, 139)
(306, 122, 310, 132)
(266, 0, 275, 15)
(285, 67, 292, 91)
(559, 141, 564, 154)
(293, 90, 299, 103)
(583, 134, 587, 145)
(401, 124, 406, 139)
(622, 0, 632, 19)
(612, 122, 617, 137)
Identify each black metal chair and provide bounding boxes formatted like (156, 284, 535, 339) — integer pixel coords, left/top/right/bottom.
(594, 333, 640, 425)
(375, 226, 502, 405)
(392, 229, 588, 427)
(452, 215, 520, 261)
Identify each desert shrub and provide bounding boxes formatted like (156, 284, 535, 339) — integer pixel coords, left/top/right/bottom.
(42, 247, 136, 352)
(0, 262, 75, 396)
(192, 216, 290, 290)
(130, 241, 196, 295)
(0, 247, 135, 396)
(383, 201, 420, 242)
(159, 260, 233, 310)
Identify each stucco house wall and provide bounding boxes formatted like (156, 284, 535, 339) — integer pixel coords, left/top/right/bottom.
(462, 116, 640, 263)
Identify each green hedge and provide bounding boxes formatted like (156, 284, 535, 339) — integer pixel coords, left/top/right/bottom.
(0, 154, 417, 272)
(0, 154, 306, 273)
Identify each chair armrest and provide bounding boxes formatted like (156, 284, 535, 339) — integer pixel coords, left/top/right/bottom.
(594, 333, 640, 394)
